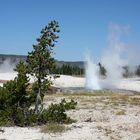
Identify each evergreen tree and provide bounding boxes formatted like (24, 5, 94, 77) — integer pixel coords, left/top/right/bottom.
(135, 65, 140, 77)
(98, 62, 107, 76)
(2, 61, 30, 109)
(0, 61, 33, 126)
(14, 61, 30, 108)
(27, 20, 60, 114)
(123, 66, 130, 78)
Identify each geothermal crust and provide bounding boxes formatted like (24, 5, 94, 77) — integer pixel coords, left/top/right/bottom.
(1, 73, 140, 92)
(0, 73, 140, 140)
(1, 92, 140, 140)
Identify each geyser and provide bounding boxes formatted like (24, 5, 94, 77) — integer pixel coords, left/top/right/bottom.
(85, 23, 128, 90)
(85, 55, 100, 90)
(100, 23, 128, 89)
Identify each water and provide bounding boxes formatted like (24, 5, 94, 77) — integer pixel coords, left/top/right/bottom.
(85, 55, 101, 90)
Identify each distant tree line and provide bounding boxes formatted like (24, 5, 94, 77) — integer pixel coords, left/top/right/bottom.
(52, 64, 84, 76)
(52, 62, 140, 78)
(98, 63, 140, 78)
(51, 63, 107, 77)
(122, 65, 140, 78)
(135, 65, 140, 77)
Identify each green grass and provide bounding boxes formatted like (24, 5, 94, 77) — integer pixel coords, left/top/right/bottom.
(40, 123, 69, 134)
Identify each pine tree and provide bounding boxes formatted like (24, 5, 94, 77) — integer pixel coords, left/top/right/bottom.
(27, 20, 60, 114)
(135, 65, 140, 77)
(14, 61, 30, 108)
(98, 62, 107, 76)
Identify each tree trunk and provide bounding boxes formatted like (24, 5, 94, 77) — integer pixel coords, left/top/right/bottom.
(35, 64, 42, 114)
(35, 87, 42, 114)
(35, 61, 43, 114)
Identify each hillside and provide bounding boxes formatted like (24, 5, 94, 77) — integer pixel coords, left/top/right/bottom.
(0, 54, 84, 68)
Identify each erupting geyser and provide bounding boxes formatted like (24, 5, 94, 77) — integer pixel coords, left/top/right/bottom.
(85, 55, 101, 90)
(85, 24, 128, 90)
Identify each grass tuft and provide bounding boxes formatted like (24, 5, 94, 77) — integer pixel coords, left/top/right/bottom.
(40, 123, 69, 133)
(116, 109, 126, 115)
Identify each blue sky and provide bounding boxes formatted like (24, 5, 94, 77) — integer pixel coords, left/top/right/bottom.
(0, 0, 140, 61)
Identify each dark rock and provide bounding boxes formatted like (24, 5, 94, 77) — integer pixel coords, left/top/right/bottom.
(85, 117, 92, 122)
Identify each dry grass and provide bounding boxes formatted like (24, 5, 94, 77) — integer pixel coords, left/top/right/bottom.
(40, 123, 69, 134)
(62, 92, 120, 97)
(43, 92, 140, 110)
(116, 109, 126, 115)
(129, 97, 140, 105)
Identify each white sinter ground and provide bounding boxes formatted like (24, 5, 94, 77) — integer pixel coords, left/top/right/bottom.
(0, 73, 140, 140)
(53, 75, 140, 92)
(1, 73, 140, 92)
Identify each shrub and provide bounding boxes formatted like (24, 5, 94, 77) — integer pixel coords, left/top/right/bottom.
(39, 99, 77, 124)
(0, 61, 36, 127)
(0, 98, 77, 126)
(0, 68, 77, 126)
(61, 99, 77, 110)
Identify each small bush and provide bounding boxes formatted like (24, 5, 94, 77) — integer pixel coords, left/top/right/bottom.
(39, 99, 77, 124)
(0, 61, 77, 127)
(0, 98, 77, 126)
(61, 99, 77, 110)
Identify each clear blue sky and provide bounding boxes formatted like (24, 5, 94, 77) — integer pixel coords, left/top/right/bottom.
(0, 0, 140, 61)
